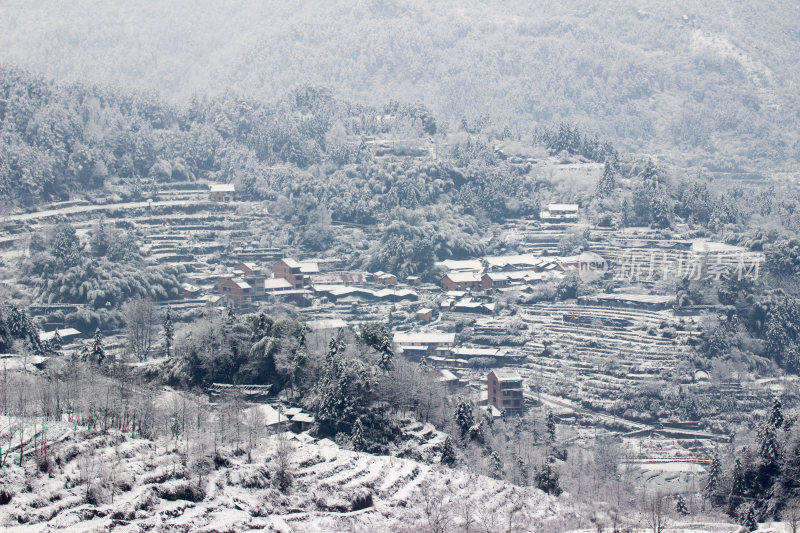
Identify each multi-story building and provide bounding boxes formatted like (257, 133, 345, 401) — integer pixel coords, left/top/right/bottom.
(488, 369, 524, 415)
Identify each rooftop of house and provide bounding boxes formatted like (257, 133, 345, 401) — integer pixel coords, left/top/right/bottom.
(434, 259, 484, 272)
(444, 271, 483, 283)
(299, 262, 319, 274)
(209, 183, 235, 192)
(278, 258, 301, 269)
(394, 331, 456, 345)
(489, 369, 523, 382)
(39, 328, 81, 342)
(264, 278, 293, 290)
(229, 278, 252, 290)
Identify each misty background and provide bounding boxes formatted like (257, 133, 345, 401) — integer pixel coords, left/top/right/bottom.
(2, 0, 799, 174)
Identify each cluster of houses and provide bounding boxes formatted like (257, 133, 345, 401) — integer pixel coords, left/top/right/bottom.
(438, 251, 605, 293)
(212, 258, 411, 307)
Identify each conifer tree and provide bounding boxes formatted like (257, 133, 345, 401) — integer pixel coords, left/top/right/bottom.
(728, 458, 745, 516)
(535, 459, 562, 495)
(768, 397, 785, 429)
(704, 449, 722, 507)
(440, 436, 456, 467)
(91, 328, 105, 365)
(351, 418, 365, 451)
(454, 396, 474, 439)
(741, 505, 757, 532)
(489, 451, 503, 479)
(676, 494, 689, 516)
(546, 411, 557, 443)
(163, 307, 174, 358)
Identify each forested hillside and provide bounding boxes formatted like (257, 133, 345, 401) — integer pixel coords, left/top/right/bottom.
(1, 0, 798, 173)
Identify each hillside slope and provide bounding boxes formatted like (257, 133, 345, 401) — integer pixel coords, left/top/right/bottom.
(2, 1, 799, 171)
(0, 423, 573, 532)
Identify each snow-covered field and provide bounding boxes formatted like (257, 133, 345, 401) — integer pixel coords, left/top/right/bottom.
(0, 424, 575, 532)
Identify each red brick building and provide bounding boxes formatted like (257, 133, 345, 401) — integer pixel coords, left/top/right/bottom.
(274, 258, 306, 289)
(488, 369, 524, 415)
(217, 277, 253, 305)
(441, 272, 482, 291)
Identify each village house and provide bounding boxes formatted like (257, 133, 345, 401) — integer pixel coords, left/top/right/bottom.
(274, 258, 305, 289)
(39, 328, 82, 346)
(233, 262, 267, 298)
(217, 277, 253, 305)
(393, 331, 456, 358)
(181, 282, 202, 299)
(558, 251, 606, 272)
(430, 368, 460, 392)
(488, 369, 525, 415)
(233, 262, 261, 277)
(441, 271, 482, 291)
(407, 275, 421, 285)
(263, 277, 294, 293)
(373, 271, 398, 285)
(539, 203, 579, 223)
(209, 183, 235, 202)
(309, 272, 366, 285)
(416, 308, 433, 323)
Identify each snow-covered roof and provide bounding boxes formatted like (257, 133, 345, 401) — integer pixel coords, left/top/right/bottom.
(394, 332, 456, 345)
(444, 272, 482, 283)
(278, 258, 301, 268)
(484, 254, 544, 269)
(230, 278, 252, 290)
(417, 308, 433, 315)
(209, 183, 235, 192)
(490, 369, 523, 382)
(435, 259, 483, 272)
(39, 328, 81, 342)
(264, 278, 293, 291)
(299, 261, 319, 274)
(243, 404, 283, 427)
(435, 369, 459, 382)
(453, 347, 505, 357)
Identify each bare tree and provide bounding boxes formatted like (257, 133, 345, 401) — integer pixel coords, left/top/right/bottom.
(123, 297, 158, 361)
(272, 430, 295, 492)
(787, 501, 800, 533)
(419, 481, 453, 533)
(645, 491, 669, 533)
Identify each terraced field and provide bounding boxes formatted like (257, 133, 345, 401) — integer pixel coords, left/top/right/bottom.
(0, 426, 571, 532)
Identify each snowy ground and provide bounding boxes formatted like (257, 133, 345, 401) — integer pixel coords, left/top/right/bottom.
(0, 424, 578, 532)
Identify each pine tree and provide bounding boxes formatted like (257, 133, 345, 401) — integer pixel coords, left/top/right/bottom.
(768, 397, 785, 429)
(49, 330, 63, 352)
(546, 411, 557, 443)
(0, 305, 10, 352)
(440, 436, 456, 467)
(454, 396, 474, 439)
(596, 160, 617, 196)
(91, 328, 105, 365)
(489, 451, 503, 479)
(535, 460, 562, 495)
(741, 504, 757, 532)
(728, 458, 745, 516)
(676, 494, 689, 516)
(704, 450, 722, 507)
(351, 418, 365, 451)
(758, 423, 781, 468)
(163, 307, 174, 357)
(516, 455, 530, 486)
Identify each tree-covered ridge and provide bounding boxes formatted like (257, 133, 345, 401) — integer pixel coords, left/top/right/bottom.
(1, 1, 798, 173)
